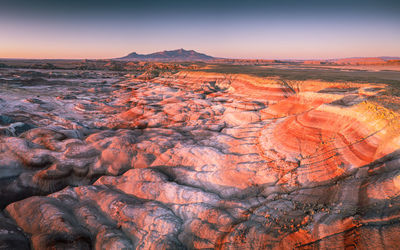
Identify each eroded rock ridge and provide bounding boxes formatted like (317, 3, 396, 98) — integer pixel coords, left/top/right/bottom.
(0, 69, 400, 249)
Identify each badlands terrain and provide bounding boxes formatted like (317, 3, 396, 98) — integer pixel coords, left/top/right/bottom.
(1, 61, 400, 249)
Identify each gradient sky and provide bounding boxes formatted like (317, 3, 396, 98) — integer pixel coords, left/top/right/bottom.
(1, 0, 399, 59)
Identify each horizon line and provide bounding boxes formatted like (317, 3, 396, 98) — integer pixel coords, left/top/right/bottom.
(1, 55, 400, 61)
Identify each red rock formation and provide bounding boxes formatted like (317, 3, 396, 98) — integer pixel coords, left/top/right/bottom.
(0, 68, 399, 249)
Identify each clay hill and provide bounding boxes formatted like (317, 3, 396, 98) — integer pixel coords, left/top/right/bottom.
(117, 48, 216, 61)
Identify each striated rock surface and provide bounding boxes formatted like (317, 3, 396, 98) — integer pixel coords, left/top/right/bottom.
(1, 68, 400, 249)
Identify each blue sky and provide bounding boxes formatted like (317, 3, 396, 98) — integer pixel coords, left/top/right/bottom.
(1, 0, 399, 59)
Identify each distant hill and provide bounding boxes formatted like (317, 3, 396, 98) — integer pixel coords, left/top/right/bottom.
(302, 57, 400, 66)
(378, 57, 400, 61)
(332, 57, 387, 65)
(116, 49, 215, 61)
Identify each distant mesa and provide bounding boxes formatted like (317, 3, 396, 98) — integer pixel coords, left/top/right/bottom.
(116, 48, 216, 61)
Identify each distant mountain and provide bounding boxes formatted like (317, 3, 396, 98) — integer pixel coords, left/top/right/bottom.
(116, 49, 215, 61)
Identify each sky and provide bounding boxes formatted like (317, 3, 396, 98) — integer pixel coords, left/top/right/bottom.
(0, 0, 399, 59)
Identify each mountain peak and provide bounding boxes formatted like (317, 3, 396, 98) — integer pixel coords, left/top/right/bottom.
(116, 49, 215, 61)
(126, 52, 138, 56)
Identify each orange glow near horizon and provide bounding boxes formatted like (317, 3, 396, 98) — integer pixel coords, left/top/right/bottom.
(2, 43, 400, 60)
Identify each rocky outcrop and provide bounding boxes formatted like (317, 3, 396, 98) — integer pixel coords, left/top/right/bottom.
(0, 69, 399, 249)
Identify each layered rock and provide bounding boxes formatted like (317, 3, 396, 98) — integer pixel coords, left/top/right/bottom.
(0, 68, 400, 249)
